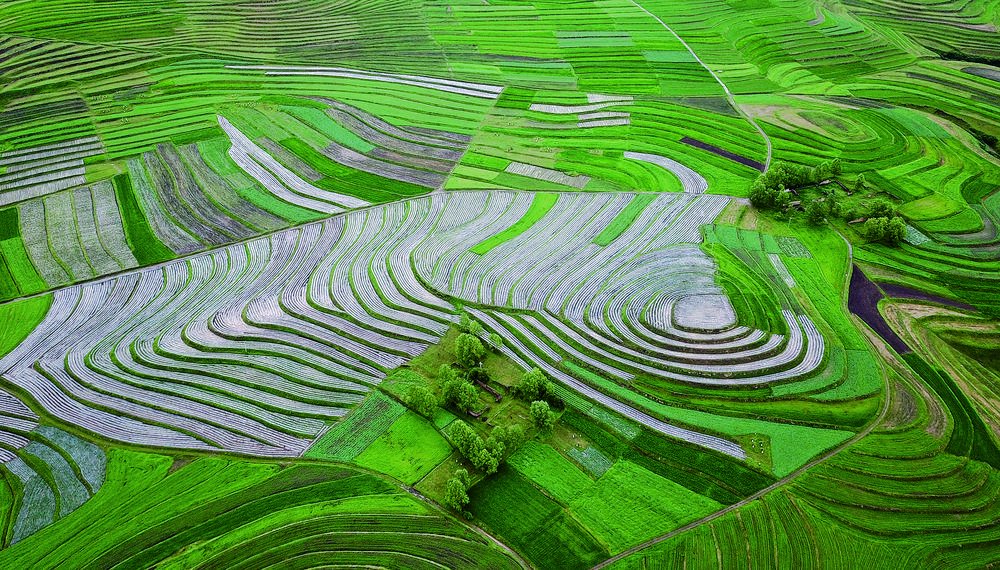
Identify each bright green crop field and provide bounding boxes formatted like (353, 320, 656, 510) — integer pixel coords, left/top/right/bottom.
(0, 0, 998, 568)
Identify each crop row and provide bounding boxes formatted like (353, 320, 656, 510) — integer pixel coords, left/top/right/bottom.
(0, 420, 105, 546)
(0, 137, 103, 207)
(17, 183, 138, 288)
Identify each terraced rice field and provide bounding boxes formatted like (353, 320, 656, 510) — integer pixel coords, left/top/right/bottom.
(1, 0, 998, 567)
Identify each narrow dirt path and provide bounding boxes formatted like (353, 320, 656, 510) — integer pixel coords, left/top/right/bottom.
(627, 0, 773, 171)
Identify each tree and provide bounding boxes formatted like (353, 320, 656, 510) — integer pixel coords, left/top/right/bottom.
(450, 421, 501, 474)
(477, 442, 502, 473)
(749, 181, 779, 209)
(451, 420, 479, 453)
(863, 215, 906, 246)
(868, 198, 895, 219)
(442, 376, 478, 413)
(530, 400, 555, 431)
(405, 386, 437, 418)
(774, 185, 791, 210)
(438, 364, 458, 384)
(885, 216, 907, 245)
(812, 160, 832, 184)
(853, 173, 867, 193)
(514, 368, 551, 401)
(455, 333, 486, 368)
(831, 158, 842, 176)
(806, 200, 826, 225)
(488, 332, 504, 351)
(444, 469, 471, 511)
(458, 312, 472, 332)
(827, 194, 842, 218)
(468, 321, 484, 335)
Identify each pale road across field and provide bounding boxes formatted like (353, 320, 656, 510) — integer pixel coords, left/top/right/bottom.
(627, 0, 774, 171)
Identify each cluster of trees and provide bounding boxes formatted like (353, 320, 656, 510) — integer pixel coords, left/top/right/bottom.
(748, 161, 909, 247)
(860, 198, 907, 244)
(404, 326, 491, 418)
(748, 159, 842, 210)
(450, 419, 523, 475)
(397, 315, 563, 514)
(513, 367, 559, 431)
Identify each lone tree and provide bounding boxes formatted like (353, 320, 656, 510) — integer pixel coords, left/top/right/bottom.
(444, 468, 471, 511)
(530, 400, 555, 432)
(458, 312, 472, 331)
(455, 333, 486, 368)
(853, 173, 867, 193)
(405, 386, 437, 418)
(514, 368, 551, 401)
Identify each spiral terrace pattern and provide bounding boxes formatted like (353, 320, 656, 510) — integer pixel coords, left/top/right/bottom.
(0, 191, 824, 459)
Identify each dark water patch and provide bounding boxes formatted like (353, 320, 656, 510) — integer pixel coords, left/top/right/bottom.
(680, 137, 764, 171)
(879, 282, 977, 311)
(848, 265, 911, 354)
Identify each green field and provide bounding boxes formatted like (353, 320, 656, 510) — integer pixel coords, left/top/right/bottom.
(0, 0, 998, 566)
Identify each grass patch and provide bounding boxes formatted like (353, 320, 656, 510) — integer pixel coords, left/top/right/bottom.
(569, 460, 722, 553)
(470, 193, 558, 255)
(508, 441, 593, 503)
(305, 391, 405, 462)
(593, 194, 656, 246)
(354, 411, 453, 485)
(469, 467, 608, 570)
(112, 173, 175, 265)
(0, 294, 52, 358)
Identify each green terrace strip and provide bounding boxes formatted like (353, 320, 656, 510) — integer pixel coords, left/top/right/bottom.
(470, 193, 558, 255)
(593, 193, 657, 246)
(110, 173, 174, 267)
(0, 295, 51, 357)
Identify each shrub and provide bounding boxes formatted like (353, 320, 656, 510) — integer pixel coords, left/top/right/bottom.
(530, 400, 555, 432)
(467, 367, 490, 385)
